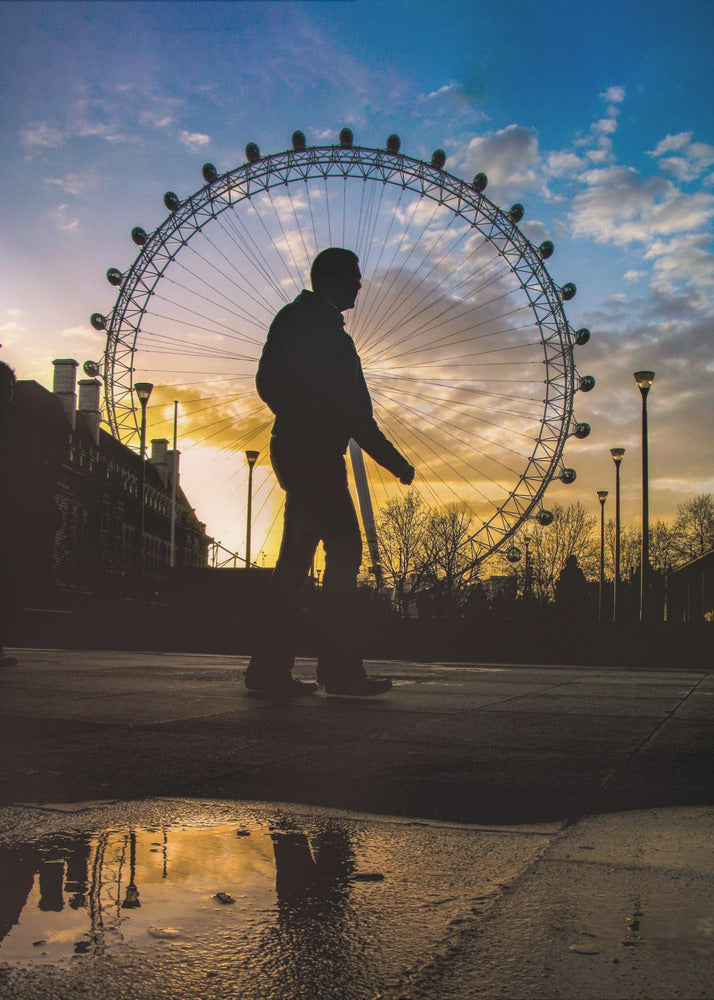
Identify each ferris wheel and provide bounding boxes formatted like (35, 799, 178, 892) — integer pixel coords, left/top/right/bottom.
(89, 128, 594, 570)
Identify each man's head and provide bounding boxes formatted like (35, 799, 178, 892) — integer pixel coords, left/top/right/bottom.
(310, 248, 361, 311)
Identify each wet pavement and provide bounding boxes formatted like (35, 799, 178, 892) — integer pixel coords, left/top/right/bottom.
(0, 648, 713, 998)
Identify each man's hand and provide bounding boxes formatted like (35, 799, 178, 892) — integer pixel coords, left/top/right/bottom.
(399, 464, 415, 486)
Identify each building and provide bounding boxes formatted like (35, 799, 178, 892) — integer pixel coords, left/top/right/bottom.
(666, 549, 714, 623)
(0, 360, 210, 611)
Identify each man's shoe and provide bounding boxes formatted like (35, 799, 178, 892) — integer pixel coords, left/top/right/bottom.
(245, 673, 318, 698)
(323, 676, 392, 697)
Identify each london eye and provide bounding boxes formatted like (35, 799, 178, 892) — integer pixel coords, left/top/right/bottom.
(89, 129, 594, 572)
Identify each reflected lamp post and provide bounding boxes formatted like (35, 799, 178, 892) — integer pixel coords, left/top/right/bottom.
(597, 491, 608, 623)
(524, 534, 532, 600)
(634, 370, 655, 622)
(245, 450, 259, 570)
(610, 447, 625, 622)
(121, 830, 141, 909)
(134, 382, 154, 571)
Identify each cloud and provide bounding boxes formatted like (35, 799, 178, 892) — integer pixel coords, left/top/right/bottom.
(60, 324, 97, 345)
(139, 110, 175, 129)
(649, 132, 714, 182)
(76, 119, 128, 143)
(454, 124, 543, 195)
(570, 166, 714, 247)
(423, 82, 463, 101)
(601, 86, 626, 105)
(50, 204, 80, 233)
(547, 151, 586, 177)
(21, 121, 64, 149)
(179, 129, 211, 148)
(0, 309, 25, 348)
(624, 270, 646, 282)
(45, 173, 91, 197)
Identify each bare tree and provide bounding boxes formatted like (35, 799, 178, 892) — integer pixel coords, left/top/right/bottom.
(649, 520, 679, 575)
(493, 501, 598, 602)
(605, 521, 641, 581)
(376, 490, 429, 617)
(673, 494, 714, 562)
(421, 506, 477, 615)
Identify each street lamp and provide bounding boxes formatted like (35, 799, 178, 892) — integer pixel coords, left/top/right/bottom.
(134, 382, 153, 571)
(634, 370, 655, 622)
(245, 450, 259, 570)
(610, 447, 625, 622)
(597, 491, 608, 622)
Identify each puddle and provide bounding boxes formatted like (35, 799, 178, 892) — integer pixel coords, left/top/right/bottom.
(0, 822, 280, 966)
(0, 799, 549, 999)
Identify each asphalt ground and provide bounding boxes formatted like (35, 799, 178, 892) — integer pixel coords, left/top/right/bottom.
(0, 648, 713, 999)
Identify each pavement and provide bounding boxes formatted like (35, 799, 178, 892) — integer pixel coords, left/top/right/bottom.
(0, 647, 713, 998)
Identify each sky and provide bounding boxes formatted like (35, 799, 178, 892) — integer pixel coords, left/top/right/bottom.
(1, 0, 713, 564)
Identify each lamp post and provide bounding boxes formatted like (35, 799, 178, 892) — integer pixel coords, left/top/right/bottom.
(524, 534, 532, 600)
(634, 370, 655, 622)
(134, 382, 153, 572)
(610, 448, 625, 622)
(245, 450, 259, 570)
(597, 491, 608, 622)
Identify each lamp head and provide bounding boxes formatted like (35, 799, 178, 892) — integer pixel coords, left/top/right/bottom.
(610, 447, 625, 465)
(134, 382, 154, 405)
(245, 450, 259, 468)
(597, 490, 608, 503)
(634, 370, 655, 397)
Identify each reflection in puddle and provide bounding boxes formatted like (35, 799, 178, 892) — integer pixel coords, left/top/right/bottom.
(1, 823, 270, 965)
(0, 820, 366, 968)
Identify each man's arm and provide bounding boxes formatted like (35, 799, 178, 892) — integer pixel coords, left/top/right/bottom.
(351, 359, 414, 483)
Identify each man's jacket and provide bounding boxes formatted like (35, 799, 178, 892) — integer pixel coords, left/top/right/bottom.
(256, 290, 409, 478)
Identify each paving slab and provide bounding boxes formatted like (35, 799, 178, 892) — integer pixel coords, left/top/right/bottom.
(392, 807, 714, 1000)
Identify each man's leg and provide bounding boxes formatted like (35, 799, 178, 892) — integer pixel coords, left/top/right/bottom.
(315, 461, 391, 696)
(245, 446, 319, 694)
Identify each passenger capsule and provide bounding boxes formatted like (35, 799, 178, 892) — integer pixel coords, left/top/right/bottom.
(538, 240, 554, 260)
(83, 360, 101, 377)
(560, 468, 577, 485)
(339, 127, 354, 148)
(245, 142, 260, 163)
(163, 191, 180, 212)
(472, 172, 488, 192)
(575, 327, 591, 346)
(106, 267, 123, 286)
(131, 227, 147, 246)
(538, 510, 554, 526)
(560, 282, 577, 301)
(508, 203, 524, 224)
(431, 149, 446, 169)
(506, 546, 522, 564)
(386, 134, 401, 153)
(90, 313, 106, 331)
(292, 130, 306, 150)
(202, 162, 218, 183)
(579, 375, 596, 392)
(574, 422, 591, 439)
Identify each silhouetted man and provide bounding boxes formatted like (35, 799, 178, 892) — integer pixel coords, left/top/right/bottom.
(245, 248, 414, 697)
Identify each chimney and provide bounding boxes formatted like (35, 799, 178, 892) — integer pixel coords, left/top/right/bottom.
(52, 359, 78, 429)
(78, 378, 101, 445)
(150, 438, 170, 488)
